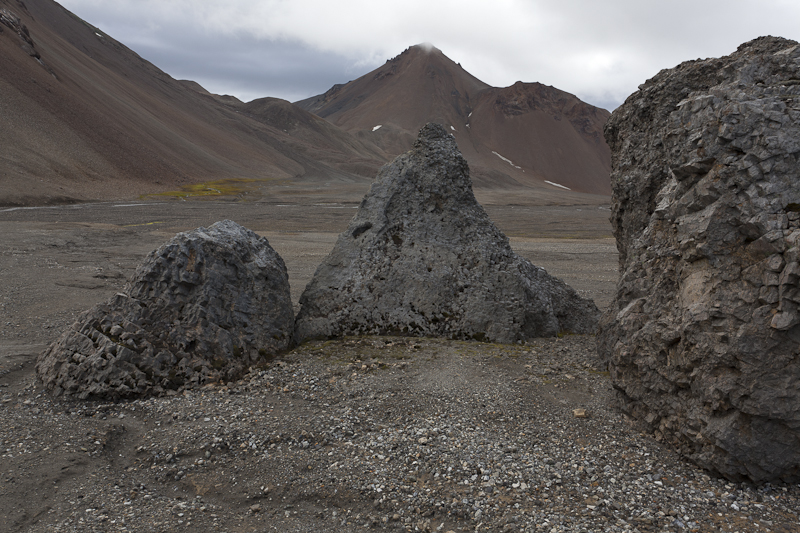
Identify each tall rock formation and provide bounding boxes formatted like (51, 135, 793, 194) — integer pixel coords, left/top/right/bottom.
(295, 123, 599, 343)
(36, 221, 294, 399)
(597, 37, 800, 483)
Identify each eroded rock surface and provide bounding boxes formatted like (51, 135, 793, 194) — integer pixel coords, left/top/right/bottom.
(597, 37, 800, 483)
(36, 220, 293, 399)
(295, 123, 599, 343)
(1, 7, 40, 58)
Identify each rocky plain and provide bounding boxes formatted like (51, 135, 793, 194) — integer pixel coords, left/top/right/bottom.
(0, 197, 633, 533)
(7, 198, 800, 533)
(2, 18, 800, 532)
(3, 133, 800, 533)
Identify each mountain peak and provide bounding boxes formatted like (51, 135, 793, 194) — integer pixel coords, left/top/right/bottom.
(295, 45, 612, 195)
(389, 42, 443, 63)
(415, 42, 438, 53)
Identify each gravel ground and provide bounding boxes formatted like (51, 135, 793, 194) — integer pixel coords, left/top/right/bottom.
(3, 335, 799, 532)
(2, 201, 797, 532)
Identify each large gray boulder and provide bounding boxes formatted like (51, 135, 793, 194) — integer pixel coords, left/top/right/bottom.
(36, 220, 293, 399)
(295, 123, 599, 343)
(597, 37, 800, 483)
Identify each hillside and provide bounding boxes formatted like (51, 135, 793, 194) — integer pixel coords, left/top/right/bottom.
(0, 0, 611, 206)
(0, 0, 385, 206)
(297, 44, 612, 195)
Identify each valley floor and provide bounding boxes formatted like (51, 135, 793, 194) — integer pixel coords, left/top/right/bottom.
(2, 200, 795, 532)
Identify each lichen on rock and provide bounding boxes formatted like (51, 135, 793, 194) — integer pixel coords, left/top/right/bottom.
(36, 220, 294, 399)
(295, 122, 599, 344)
(598, 36, 800, 483)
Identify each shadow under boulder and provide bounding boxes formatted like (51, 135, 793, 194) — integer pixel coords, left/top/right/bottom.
(36, 220, 294, 400)
(598, 37, 800, 483)
(295, 123, 599, 344)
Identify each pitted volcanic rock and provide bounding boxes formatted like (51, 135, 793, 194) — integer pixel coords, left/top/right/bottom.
(295, 123, 599, 343)
(597, 36, 800, 483)
(36, 220, 293, 399)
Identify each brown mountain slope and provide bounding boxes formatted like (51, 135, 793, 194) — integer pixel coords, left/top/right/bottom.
(0, 0, 385, 206)
(468, 82, 612, 195)
(297, 44, 612, 195)
(240, 97, 388, 179)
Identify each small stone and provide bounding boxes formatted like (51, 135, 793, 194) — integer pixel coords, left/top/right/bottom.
(572, 409, 588, 418)
(770, 311, 798, 330)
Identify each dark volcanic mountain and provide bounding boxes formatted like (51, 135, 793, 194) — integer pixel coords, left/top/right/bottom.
(0, 0, 386, 206)
(297, 44, 612, 195)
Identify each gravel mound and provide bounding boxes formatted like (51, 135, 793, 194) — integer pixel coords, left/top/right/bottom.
(36, 220, 293, 400)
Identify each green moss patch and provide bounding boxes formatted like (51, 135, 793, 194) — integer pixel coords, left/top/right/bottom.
(143, 178, 260, 200)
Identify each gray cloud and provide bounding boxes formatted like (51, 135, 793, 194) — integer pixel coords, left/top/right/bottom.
(58, 0, 800, 110)
(132, 36, 369, 103)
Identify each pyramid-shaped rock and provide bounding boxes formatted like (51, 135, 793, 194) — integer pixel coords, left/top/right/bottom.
(295, 123, 599, 343)
(36, 220, 294, 399)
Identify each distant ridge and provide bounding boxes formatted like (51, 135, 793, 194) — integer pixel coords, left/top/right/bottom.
(297, 44, 612, 195)
(0, 0, 386, 206)
(0, 0, 610, 205)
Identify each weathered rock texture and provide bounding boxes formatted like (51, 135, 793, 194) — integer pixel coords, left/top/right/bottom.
(597, 37, 800, 483)
(36, 220, 293, 399)
(295, 123, 599, 343)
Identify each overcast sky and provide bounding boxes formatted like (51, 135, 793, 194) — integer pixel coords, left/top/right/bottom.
(58, 0, 800, 111)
